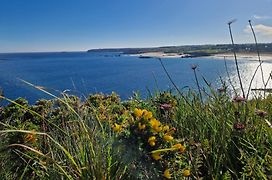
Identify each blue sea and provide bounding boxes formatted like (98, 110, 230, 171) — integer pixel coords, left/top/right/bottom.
(0, 52, 271, 104)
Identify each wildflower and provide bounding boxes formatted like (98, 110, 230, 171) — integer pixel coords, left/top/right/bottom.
(172, 143, 186, 153)
(172, 143, 182, 149)
(151, 152, 161, 160)
(255, 109, 268, 118)
(183, 169, 191, 177)
(143, 111, 153, 120)
(163, 169, 171, 179)
(163, 134, 174, 142)
(162, 125, 170, 132)
(154, 126, 162, 133)
(134, 108, 143, 118)
(138, 122, 146, 130)
(233, 122, 245, 130)
(24, 130, 37, 143)
(112, 123, 122, 132)
(160, 103, 172, 110)
(148, 136, 156, 146)
(233, 96, 246, 103)
(150, 118, 161, 129)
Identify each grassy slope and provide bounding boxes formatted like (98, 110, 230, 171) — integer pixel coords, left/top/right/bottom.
(0, 90, 271, 179)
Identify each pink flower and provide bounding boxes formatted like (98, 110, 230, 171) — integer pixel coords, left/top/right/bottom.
(160, 103, 172, 110)
(232, 96, 246, 103)
(233, 122, 245, 130)
(255, 109, 268, 118)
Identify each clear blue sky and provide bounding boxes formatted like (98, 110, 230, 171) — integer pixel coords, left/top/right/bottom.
(0, 0, 271, 52)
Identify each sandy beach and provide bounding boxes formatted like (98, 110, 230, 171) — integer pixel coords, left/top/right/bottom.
(130, 52, 272, 61)
(209, 53, 272, 61)
(129, 52, 187, 58)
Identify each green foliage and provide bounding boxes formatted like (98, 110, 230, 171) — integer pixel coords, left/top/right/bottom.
(0, 90, 272, 179)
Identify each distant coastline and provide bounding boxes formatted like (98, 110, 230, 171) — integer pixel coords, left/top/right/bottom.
(87, 43, 272, 59)
(129, 52, 210, 58)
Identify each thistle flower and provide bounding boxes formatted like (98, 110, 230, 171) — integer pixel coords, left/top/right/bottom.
(163, 134, 174, 142)
(233, 96, 246, 103)
(160, 103, 172, 110)
(183, 169, 191, 177)
(233, 122, 245, 130)
(255, 109, 268, 118)
(151, 152, 161, 160)
(163, 169, 172, 179)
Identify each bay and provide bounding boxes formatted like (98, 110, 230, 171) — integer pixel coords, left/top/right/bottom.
(0, 52, 271, 104)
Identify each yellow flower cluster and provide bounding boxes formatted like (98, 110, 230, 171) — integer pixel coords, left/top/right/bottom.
(150, 118, 162, 132)
(134, 108, 167, 133)
(134, 108, 153, 120)
(132, 108, 190, 178)
(134, 108, 144, 118)
(148, 136, 156, 146)
(172, 143, 186, 153)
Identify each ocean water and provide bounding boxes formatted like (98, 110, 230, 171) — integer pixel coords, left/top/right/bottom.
(0, 52, 271, 104)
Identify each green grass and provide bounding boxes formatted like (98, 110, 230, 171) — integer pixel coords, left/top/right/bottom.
(0, 88, 271, 179)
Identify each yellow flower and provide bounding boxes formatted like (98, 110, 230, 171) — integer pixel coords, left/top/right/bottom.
(183, 169, 191, 177)
(150, 118, 160, 125)
(163, 125, 170, 132)
(143, 111, 153, 120)
(148, 136, 156, 141)
(163, 169, 171, 179)
(149, 118, 163, 133)
(154, 126, 162, 133)
(149, 141, 156, 146)
(112, 123, 122, 132)
(138, 122, 146, 130)
(179, 145, 186, 153)
(172, 143, 186, 153)
(134, 108, 143, 118)
(172, 143, 182, 149)
(148, 136, 156, 146)
(151, 152, 161, 160)
(163, 134, 174, 142)
(24, 130, 37, 143)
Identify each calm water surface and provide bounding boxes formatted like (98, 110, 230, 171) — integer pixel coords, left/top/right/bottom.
(0, 52, 271, 104)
